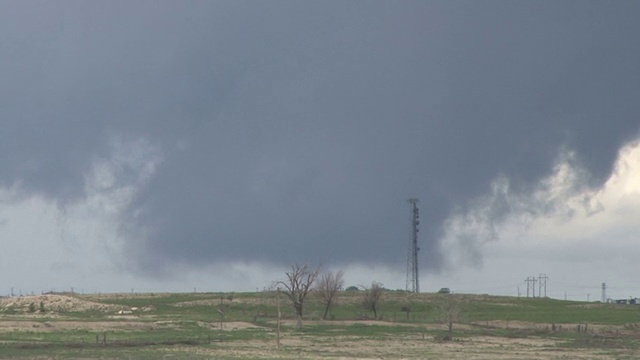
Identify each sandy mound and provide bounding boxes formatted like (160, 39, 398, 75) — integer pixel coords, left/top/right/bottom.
(0, 294, 127, 313)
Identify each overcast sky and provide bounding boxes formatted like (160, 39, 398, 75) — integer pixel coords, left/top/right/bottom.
(1, 1, 640, 300)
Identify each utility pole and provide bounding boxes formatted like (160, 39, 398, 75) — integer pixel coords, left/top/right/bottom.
(525, 276, 537, 298)
(538, 275, 542, 298)
(276, 287, 281, 349)
(405, 199, 420, 293)
(538, 274, 548, 298)
(601, 283, 606, 303)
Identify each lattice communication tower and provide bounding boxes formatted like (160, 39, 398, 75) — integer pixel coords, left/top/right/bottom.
(405, 198, 420, 293)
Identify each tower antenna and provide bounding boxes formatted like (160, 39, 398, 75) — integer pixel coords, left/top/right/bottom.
(405, 198, 420, 293)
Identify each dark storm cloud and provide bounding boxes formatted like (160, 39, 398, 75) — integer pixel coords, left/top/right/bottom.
(2, 1, 640, 275)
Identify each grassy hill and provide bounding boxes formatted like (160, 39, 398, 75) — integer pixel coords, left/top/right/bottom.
(1, 291, 639, 359)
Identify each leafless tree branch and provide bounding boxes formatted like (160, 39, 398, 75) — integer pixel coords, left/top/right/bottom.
(274, 263, 321, 329)
(362, 281, 384, 320)
(316, 270, 344, 320)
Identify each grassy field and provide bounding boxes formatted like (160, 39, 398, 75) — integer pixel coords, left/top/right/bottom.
(1, 290, 640, 359)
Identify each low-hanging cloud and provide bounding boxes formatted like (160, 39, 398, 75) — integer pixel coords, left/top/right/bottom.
(441, 139, 640, 273)
(2, 2, 640, 288)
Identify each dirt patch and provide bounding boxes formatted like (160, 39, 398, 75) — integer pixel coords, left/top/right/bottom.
(206, 321, 265, 330)
(173, 299, 225, 307)
(201, 329, 607, 360)
(475, 320, 550, 330)
(0, 320, 163, 332)
(0, 319, 265, 333)
(473, 320, 632, 336)
(0, 295, 126, 313)
(174, 297, 272, 307)
(82, 292, 173, 301)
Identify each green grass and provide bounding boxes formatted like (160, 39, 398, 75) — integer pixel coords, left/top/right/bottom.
(77, 290, 640, 326)
(2, 291, 640, 358)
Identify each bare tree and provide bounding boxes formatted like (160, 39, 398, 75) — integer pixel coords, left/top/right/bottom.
(362, 281, 384, 319)
(275, 264, 321, 329)
(436, 296, 461, 340)
(316, 270, 344, 320)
